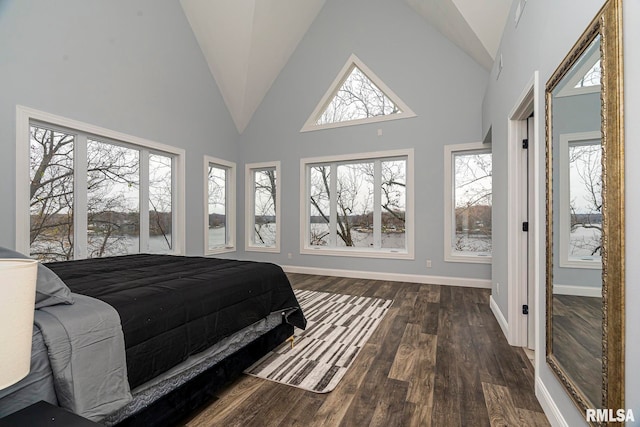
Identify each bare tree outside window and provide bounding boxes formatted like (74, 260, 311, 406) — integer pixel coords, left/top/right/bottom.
(208, 165, 227, 249)
(252, 169, 277, 247)
(569, 142, 602, 259)
(308, 157, 407, 250)
(453, 151, 492, 254)
(380, 160, 406, 248)
(87, 140, 140, 258)
(335, 162, 374, 247)
(317, 66, 401, 125)
(574, 59, 602, 88)
(29, 125, 174, 261)
(309, 166, 331, 246)
(30, 127, 75, 261)
(149, 154, 173, 252)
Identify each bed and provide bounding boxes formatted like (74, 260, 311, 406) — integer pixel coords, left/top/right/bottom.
(0, 253, 305, 426)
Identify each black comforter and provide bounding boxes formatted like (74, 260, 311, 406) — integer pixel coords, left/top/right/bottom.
(45, 254, 305, 388)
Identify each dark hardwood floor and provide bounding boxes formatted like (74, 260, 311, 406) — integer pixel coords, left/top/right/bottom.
(180, 274, 549, 427)
(552, 294, 602, 406)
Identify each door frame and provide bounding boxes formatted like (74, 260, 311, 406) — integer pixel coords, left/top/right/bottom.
(507, 71, 540, 348)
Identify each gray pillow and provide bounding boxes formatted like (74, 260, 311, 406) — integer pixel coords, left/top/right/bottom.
(0, 247, 74, 309)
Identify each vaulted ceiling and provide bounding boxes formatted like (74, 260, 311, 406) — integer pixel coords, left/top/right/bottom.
(180, 0, 511, 134)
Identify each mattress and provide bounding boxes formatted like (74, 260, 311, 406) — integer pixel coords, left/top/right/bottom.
(45, 254, 306, 388)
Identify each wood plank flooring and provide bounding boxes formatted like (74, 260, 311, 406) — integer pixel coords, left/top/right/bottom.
(180, 274, 549, 427)
(552, 294, 602, 406)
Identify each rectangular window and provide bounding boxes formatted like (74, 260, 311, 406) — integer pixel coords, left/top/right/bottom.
(444, 143, 492, 263)
(205, 156, 236, 254)
(301, 149, 413, 259)
(27, 122, 180, 262)
(559, 132, 602, 268)
(29, 127, 75, 261)
(246, 162, 280, 252)
(87, 139, 140, 258)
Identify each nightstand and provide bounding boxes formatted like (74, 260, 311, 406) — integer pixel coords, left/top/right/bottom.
(0, 401, 102, 426)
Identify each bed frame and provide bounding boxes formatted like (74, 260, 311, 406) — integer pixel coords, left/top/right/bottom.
(114, 322, 293, 427)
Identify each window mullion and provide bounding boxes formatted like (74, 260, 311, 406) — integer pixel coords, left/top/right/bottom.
(373, 160, 382, 249)
(74, 134, 88, 259)
(140, 149, 150, 252)
(225, 167, 231, 247)
(250, 170, 256, 246)
(329, 163, 337, 247)
(170, 156, 176, 253)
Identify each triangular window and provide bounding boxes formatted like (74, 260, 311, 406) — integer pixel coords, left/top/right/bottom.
(301, 54, 416, 132)
(556, 36, 601, 98)
(574, 59, 601, 88)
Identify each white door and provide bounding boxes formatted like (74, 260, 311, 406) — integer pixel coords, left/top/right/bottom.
(526, 116, 535, 350)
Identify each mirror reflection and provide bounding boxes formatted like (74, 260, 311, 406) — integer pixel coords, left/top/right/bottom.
(550, 34, 603, 408)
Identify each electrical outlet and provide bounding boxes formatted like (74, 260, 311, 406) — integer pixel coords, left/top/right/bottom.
(497, 282, 500, 294)
(287, 253, 292, 259)
(377, 128, 383, 136)
(426, 259, 432, 268)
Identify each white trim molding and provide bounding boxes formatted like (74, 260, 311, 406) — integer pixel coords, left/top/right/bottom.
(535, 377, 570, 427)
(245, 161, 281, 253)
(552, 284, 602, 297)
(300, 54, 417, 132)
(490, 295, 509, 340)
(281, 265, 491, 289)
(506, 71, 540, 347)
(16, 105, 186, 256)
(204, 155, 236, 255)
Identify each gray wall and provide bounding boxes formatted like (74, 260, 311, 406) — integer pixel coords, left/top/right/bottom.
(484, 0, 639, 425)
(0, 0, 239, 254)
(236, 0, 490, 281)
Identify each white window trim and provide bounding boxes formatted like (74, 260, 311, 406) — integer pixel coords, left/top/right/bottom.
(300, 54, 417, 132)
(299, 149, 414, 260)
(443, 142, 492, 264)
(559, 131, 602, 269)
(245, 161, 281, 253)
(15, 105, 186, 256)
(204, 155, 236, 255)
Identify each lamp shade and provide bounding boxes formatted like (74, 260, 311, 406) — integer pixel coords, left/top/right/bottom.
(0, 258, 37, 390)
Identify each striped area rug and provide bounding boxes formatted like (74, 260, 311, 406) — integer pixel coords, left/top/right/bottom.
(245, 289, 393, 393)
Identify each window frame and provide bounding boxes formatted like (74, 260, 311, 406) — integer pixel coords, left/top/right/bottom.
(300, 54, 417, 132)
(443, 142, 493, 264)
(16, 105, 186, 258)
(299, 149, 414, 259)
(558, 131, 602, 269)
(245, 161, 281, 253)
(204, 155, 236, 255)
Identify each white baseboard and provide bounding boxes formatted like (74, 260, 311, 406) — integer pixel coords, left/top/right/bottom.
(553, 284, 601, 297)
(536, 377, 569, 427)
(280, 265, 491, 288)
(489, 295, 509, 340)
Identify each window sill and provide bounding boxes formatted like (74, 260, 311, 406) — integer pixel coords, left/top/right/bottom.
(245, 245, 280, 253)
(559, 259, 601, 269)
(205, 247, 236, 256)
(444, 252, 492, 264)
(301, 246, 413, 260)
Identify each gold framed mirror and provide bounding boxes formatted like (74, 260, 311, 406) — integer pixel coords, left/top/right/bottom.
(545, 0, 624, 423)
